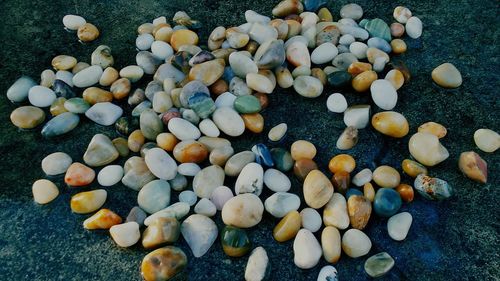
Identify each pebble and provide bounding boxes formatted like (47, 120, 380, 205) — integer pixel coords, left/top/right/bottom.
(51, 55, 77, 71)
(142, 217, 180, 248)
(336, 126, 358, 150)
(181, 214, 218, 258)
(97, 165, 123, 186)
(293, 158, 318, 181)
(347, 195, 372, 230)
(144, 147, 178, 180)
(192, 164, 224, 198)
(326, 93, 348, 113)
(339, 34, 355, 45)
(86, 102, 123, 126)
(418, 122, 447, 138)
(70, 189, 107, 214)
(109, 222, 140, 247)
(372, 111, 409, 138)
(135, 34, 154, 51)
(32, 179, 59, 204)
(414, 174, 453, 200)
(212, 107, 245, 137)
(7, 76, 37, 102)
(311, 43, 338, 64)
(245, 247, 269, 281)
(234, 162, 263, 195)
(351, 70, 377, 92)
(167, 117, 201, 141)
(323, 193, 349, 229)
(300, 208, 322, 233)
(293, 75, 323, 98)
(210, 186, 233, 211)
(341, 229, 372, 258)
(83, 134, 119, 167)
(173, 140, 208, 164)
(265, 192, 300, 218)
(340, 3, 363, 20)
(474, 129, 499, 153)
(321, 226, 341, 264)
(40, 152, 72, 176)
(263, 168, 291, 192)
(317, 266, 338, 281)
(170, 29, 199, 51)
(194, 198, 217, 217)
(41, 112, 80, 138)
(83, 209, 122, 230)
(229, 52, 258, 78)
(431, 63, 462, 88)
(64, 98, 89, 114)
(77, 22, 99, 42)
(328, 154, 356, 174)
(365, 18, 392, 42)
(385, 69, 405, 90)
(177, 190, 197, 207)
(293, 229, 322, 269)
(50, 97, 68, 116)
(63, 14, 86, 30)
(303, 170, 333, 209)
(198, 119, 220, 137)
(291, 140, 316, 160)
(189, 59, 225, 86)
(364, 183, 376, 202)
(140, 109, 163, 140)
(408, 132, 449, 166)
(82, 87, 112, 105)
(373, 188, 402, 217)
(40, 69, 56, 88)
(352, 168, 372, 187)
(28, 86, 56, 107)
(272, 0, 304, 17)
(396, 184, 414, 202)
(10, 106, 45, 129)
(370, 79, 398, 110)
(72, 65, 103, 88)
(393, 6, 412, 24)
(254, 39, 286, 69)
(268, 123, 287, 142)
(222, 193, 264, 228)
(365, 252, 395, 278)
(209, 145, 234, 166)
(64, 162, 95, 186)
(332, 172, 351, 195)
(273, 210, 301, 242)
(338, 24, 369, 41)
(120, 65, 144, 83)
(349, 42, 368, 59)
(387, 212, 412, 241)
(391, 39, 407, 54)
(141, 247, 187, 281)
(122, 156, 155, 190)
(91, 45, 114, 69)
(286, 41, 311, 68)
(242, 113, 264, 133)
(224, 150, 255, 176)
(402, 159, 428, 178)
(221, 226, 251, 257)
(249, 22, 278, 44)
(143, 202, 190, 226)
(234, 95, 262, 114)
(55, 71, 74, 87)
(138, 180, 171, 214)
(270, 148, 294, 172)
(177, 163, 201, 177)
(405, 16, 422, 39)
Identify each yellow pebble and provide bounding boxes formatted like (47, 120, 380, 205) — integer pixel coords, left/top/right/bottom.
(352, 70, 377, 92)
(83, 209, 122, 229)
(363, 182, 375, 202)
(328, 154, 356, 174)
(391, 39, 407, 54)
(156, 133, 179, 152)
(273, 211, 301, 242)
(418, 121, 447, 139)
(170, 29, 199, 51)
(321, 226, 341, 264)
(348, 62, 372, 76)
(70, 189, 107, 214)
(82, 87, 113, 105)
(373, 165, 401, 188)
(401, 159, 428, 178)
(291, 140, 317, 160)
(385, 69, 405, 90)
(241, 113, 264, 133)
(371, 111, 409, 138)
(77, 23, 99, 42)
(51, 55, 77, 71)
(128, 129, 145, 153)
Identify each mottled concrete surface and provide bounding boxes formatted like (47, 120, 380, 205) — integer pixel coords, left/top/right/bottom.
(0, 0, 498, 280)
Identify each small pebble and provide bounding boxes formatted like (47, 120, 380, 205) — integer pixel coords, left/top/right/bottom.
(264, 168, 291, 192)
(387, 212, 412, 241)
(396, 184, 414, 202)
(336, 126, 358, 150)
(415, 174, 453, 200)
(326, 93, 348, 113)
(405, 16, 422, 39)
(393, 6, 412, 23)
(265, 192, 300, 218)
(409, 132, 449, 166)
(293, 229, 322, 269)
(84, 209, 122, 230)
(373, 165, 401, 189)
(65, 162, 95, 186)
(341, 229, 372, 258)
(194, 198, 217, 217)
(142, 217, 180, 248)
(97, 165, 124, 186)
(32, 179, 59, 204)
(474, 129, 500, 153)
(328, 154, 356, 174)
(364, 252, 395, 278)
(268, 123, 287, 142)
(244, 247, 269, 281)
(77, 23, 100, 42)
(273, 210, 301, 242)
(110, 222, 140, 247)
(141, 247, 187, 281)
(431, 63, 462, 88)
(352, 168, 372, 187)
(63, 14, 86, 30)
(317, 265, 338, 281)
(300, 208, 322, 233)
(323, 193, 349, 230)
(303, 170, 333, 209)
(70, 189, 107, 214)
(373, 188, 402, 217)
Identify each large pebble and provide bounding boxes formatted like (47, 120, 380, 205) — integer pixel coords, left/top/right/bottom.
(85, 102, 123, 126)
(141, 247, 187, 281)
(10, 106, 45, 129)
(364, 252, 395, 278)
(70, 189, 107, 214)
(293, 76, 323, 98)
(372, 111, 409, 138)
(341, 229, 372, 258)
(32, 179, 59, 204)
(414, 174, 453, 200)
(222, 193, 264, 228)
(343, 105, 370, 129)
(323, 193, 349, 229)
(144, 148, 178, 180)
(110, 222, 140, 247)
(229, 52, 258, 78)
(193, 165, 225, 198)
(370, 80, 398, 110)
(97, 165, 123, 186)
(474, 129, 500, 153)
(181, 214, 218, 257)
(321, 226, 341, 264)
(405, 16, 422, 39)
(72, 65, 103, 88)
(293, 229, 322, 269)
(7, 76, 37, 102)
(235, 163, 264, 195)
(264, 192, 300, 218)
(431, 63, 462, 88)
(245, 247, 269, 281)
(212, 107, 245, 137)
(264, 168, 291, 192)
(408, 132, 449, 166)
(387, 212, 412, 241)
(168, 117, 201, 141)
(28, 86, 56, 107)
(303, 170, 333, 208)
(374, 188, 402, 217)
(83, 134, 119, 167)
(138, 180, 171, 214)
(42, 152, 72, 175)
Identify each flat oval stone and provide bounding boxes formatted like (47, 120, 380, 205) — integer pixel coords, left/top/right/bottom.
(365, 18, 391, 42)
(321, 226, 341, 264)
(327, 71, 351, 88)
(168, 117, 201, 141)
(340, 3, 363, 19)
(431, 63, 462, 88)
(72, 65, 103, 88)
(234, 95, 262, 114)
(177, 163, 201, 177)
(210, 186, 233, 211)
(42, 152, 72, 176)
(268, 123, 287, 142)
(370, 79, 398, 110)
(181, 214, 217, 257)
(85, 102, 123, 126)
(10, 106, 45, 129)
(373, 188, 402, 217)
(254, 39, 286, 69)
(41, 112, 80, 138)
(70, 189, 107, 214)
(144, 148, 177, 180)
(270, 148, 293, 172)
(173, 140, 208, 163)
(32, 179, 59, 204)
(300, 208, 322, 233)
(188, 93, 216, 119)
(326, 93, 348, 113)
(264, 192, 300, 218)
(140, 109, 163, 140)
(235, 162, 264, 196)
(63, 14, 86, 30)
(222, 193, 263, 228)
(188, 59, 225, 86)
(311, 43, 338, 65)
(405, 16, 422, 39)
(141, 246, 187, 281)
(352, 168, 372, 187)
(293, 76, 323, 98)
(28, 86, 56, 107)
(7, 76, 37, 102)
(372, 111, 409, 138)
(179, 190, 198, 207)
(364, 252, 395, 278)
(138, 180, 171, 214)
(414, 174, 453, 200)
(110, 222, 140, 247)
(293, 229, 322, 269)
(341, 229, 372, 258)
(193, 165, 225, 198)
(408, 132, 449, 166)
(387, 212, 412, 241)
(323, 193, 349, 229)
(209, 145, 234, 166)
(83, 134, 119, 167)
(199, 119, 220, 137)
(474, 129, 500, 153)
(212, 107, 245, 137)
(97, 165, 123, 186)
(303, 170, 333, 208)
(264, 168, 291, 192)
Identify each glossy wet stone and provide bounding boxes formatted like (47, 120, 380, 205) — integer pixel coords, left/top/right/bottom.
(234, 95, 261, 114)
(432, 63, 462, 88)
(221, 226, 251, 257)
(138, 180, 171, 214)
(303, 170, 333, 209)
(341, 229, 372, 258)
(222, 193, 263, 228)
(70, 189, 107, 214)
(364, 252, 395, 278)
(396, 184, 414, 203)
(387, 212, 412, 241)
(458, 151, 488, 183)
(32, 179, 59, 204)
(474, 129, 500, 152)
(83, 209, 122, 230)
(373, 188, 402, 217)
(409, 132, 449, 166)
(323, 193, 349, 230)
(141, 246, 187, 281)
(64, 162, 95, 186)
(347, 195, 372, 230)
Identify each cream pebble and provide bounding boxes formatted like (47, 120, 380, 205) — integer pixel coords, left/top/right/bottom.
(63, 15, 86, 30)
(32, 179, 59, 204)
(474, 129, 500, 153)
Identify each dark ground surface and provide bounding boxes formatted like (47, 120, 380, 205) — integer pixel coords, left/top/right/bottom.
(0, 0, 499, 280)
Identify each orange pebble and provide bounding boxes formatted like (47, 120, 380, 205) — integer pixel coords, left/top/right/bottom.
(65, 162, 95, 186)
(328, 154, 356, 174)
(83, 209, 122, 229)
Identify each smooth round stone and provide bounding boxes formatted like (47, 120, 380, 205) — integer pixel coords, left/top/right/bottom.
(215, 92, 237, 108)
(144, 148, 178, 180)
(235, 162, 264, 195)
(317, 265, 338, 281)
(167, 117, 201, 141)
(474, 129, 500, 153)
(414, 174, 453, 200)
(387, 212, 412, 241)
(150, 41, 173, 60)
(234, 95, 262, 114)
(332, 53, 359, 70)
(63, 14, 86, 30)
(96, 165, 123, 187)
(140, 109, 163, 140)
(212, 107, 245, 137)
(349, 42, 368, 59)
(138, 180, 171, 214)
(224, 151, 255, 176)
(55, 71, 74, 87)
(245, 247, 269, 281)
(177, 163, 201, 177)
(340, 3, 363, 20)
(393, 6, 412, 23)
(181, 214, 217, 258)
(10, 106, 45, 129)
(418, 122, 447, 138)
(352, 168, 372, 187)
(188, 59, 225, 87)
(51, 55, 77, 71)
(122, 156, 155, 191)
(431, 63, 462, 88)
(264, 168, 291, 192)
(342, 229, 372, 258)
(221, 225, 251, 257)
(72, 65, 103, 88)
(170, 29, 199, 51)
(85, 102, 123, 126)
(374, 188, 402, 217)
(32, 179, 59, 204)
(327, 71, 351, 88)
(311, 43, 338, 65)
(385, 69, 405, 90)
(293, 76, 323, 98)
(50, 97, 68, 116)
(300, 208, 322, 232)
(409, 132, 449, 166)
(141, 246, 187, 281)
(372, 111, 409, 138)
(70, 189, 107, 214)
(7, 76, 37, 102)
(339, 34, 355, 45)
(365, 18, 392, 42)
(336, 126, 358, 150)
(199, 119, 220, 137)
(178, 190, 197, 207)
(264, 192, 300, 218)
(222, 193, 263, 228)
(84, 209, 122, 230)
(291, 140, 316, 160)
(119, 65, 144, 82)
(41, 152, 72, 176)
(110, 222, 140, 247)
(210, 186, 233, 211)
(368, 37, 392, 53)
(326, 93, 348, 113)
(273, 210, 301, 242)
(320, 226, 342, 264)
(323, 193, 349, 229)
(405, 16, 422, 39)
(352, 70, 377, 92)
(209, 145, 234, 166)
(303, 170, 333, 209)
(246, 73, 274, 94)
(229, 77, 252, 96)
(64, 98, 89, 114)
(152, 91, 172, 114)
(194, 198, 217, 217)
(286, 41, 311, 68)
(168, 173, 188, 192)
(293, 229, 322, 269)
(143, 202, 190, 226)
(77, 23, 99, 42)
(268, 123, 287, 142)
(41, 112, 80, 138)
(229, 52, 258, 78)
(370, 79, 398, 110)
(365, 252, 395, 278)
(193, 165, 225, 198)
(402, 159, 428, 178)
(249, 22, 278, 44)
(91, 45, 114, 69)
(328, 154, 356, 174)
(270, 148, 293, 172)
(28, 86, 56, 107)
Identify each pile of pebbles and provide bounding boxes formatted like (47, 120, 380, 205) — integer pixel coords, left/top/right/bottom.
(6, 0, 499, 280)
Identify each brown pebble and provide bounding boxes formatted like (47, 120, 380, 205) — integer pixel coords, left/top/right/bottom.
(77, 23, 100, 42)
(253, 92, 269, 109)
(395, 184, 414, 202)
(209, 79, 229, 96)
(331, 171, 350, 195)
(293, 158, 318, 181)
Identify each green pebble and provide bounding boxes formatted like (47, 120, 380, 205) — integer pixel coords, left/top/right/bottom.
(270, 148, 294, 172)
(140, 109, 163, 140)
(220, 226, 251, 257)
(233, 95, 261, 114)
(64, 98, 90, 114)
(364, 18, 392, 42)
(327, 71, 352, 88)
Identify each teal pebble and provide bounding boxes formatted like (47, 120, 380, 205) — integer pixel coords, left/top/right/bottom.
(327, 71, 352, 88)
(270, 148, 294, 172)
(365, 18, 392, 42)
(233, 95, 262, 114)
(188, 92, 216, 119)
(41, 112, 80, 138)
(373, 188, 402, 217)
(346, 188, 363, 199)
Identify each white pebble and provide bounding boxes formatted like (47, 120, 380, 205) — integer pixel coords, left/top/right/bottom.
(209, 186, 234, 211)
(151, 41, 174, 60)
(300, 208, 322, 233)
(263, 168, 291, 192)
(97, 165, 124, 186)
(28, 86, 56, 107)
(352, 168, 373, 187)
(179, 190, 198, 206)
(311, 43, 338, 65)
(344, 105, 371, 129)
(110, 222, 141, 247)
(405, 16, 423, 39)
(136, 34, 154, 51)
(194, 198, 217, 217)
(32, 179, 59, 204)
(56, 70, 74, 87)
(327, 93, 348, 113)
(387, 212, 413, 241)
(339, 34, 355, 45)
(199, 119, 220, 137)
(214, 92, 237, 108)
(178, 163, 201, 176)
(370, 79, 398, 110)
(474, 129, 500, 153)
(42, 152, 72, 175)
(63, 15, 86, 31)
(349, 42, 368, 59)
